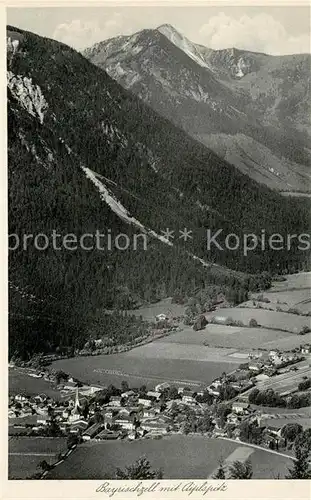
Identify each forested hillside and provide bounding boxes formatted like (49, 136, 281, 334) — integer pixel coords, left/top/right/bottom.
(7, 26, 311, 360)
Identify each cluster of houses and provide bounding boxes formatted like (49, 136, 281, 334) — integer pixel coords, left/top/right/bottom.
(9, 342, 310, 454)
(9, 374, 310, 456)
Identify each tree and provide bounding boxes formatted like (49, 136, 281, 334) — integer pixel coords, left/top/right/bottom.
(115, 457, 163, 479)
(213, 459, 226, 479)
(240, 421, 263, 445)
(196, 391, 213, 405)
(193, 315, 207, 331)
(229, 458, 253, 479)
(294, 429, 311, 453)
(249, 318, 258, 327)
(219, 384, 237, 401)
(168, 386, 179, 400)
(121, 380, 129, 393)
(67, 434, 79, 449)
(286, 445, 311, 479)
(55, 370, 69, 385)
(281, 423, 303, 442)
(37, 460, 51, 472)
(216, 403, 232, 428)
(94, 410, 104, 423)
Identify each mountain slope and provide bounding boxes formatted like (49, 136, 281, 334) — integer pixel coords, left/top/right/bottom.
(84, 25, 311, 192)
(7, 26, 310, 359)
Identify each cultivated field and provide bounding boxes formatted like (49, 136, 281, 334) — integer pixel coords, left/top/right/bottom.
(127, 298, 186, 322)
(9, 368, 61, 400)
(52, 352, 238, 389)
(47, 435, 293, 479)
(127, 342, 238, 362)
(159, 324, 302, 350)
(245, 287, 311, 315)
(269, 272, 311, 292)
(50, 273, 311, 392)
(8, 437, 67, 479)
(254, 363, 311, 395)
(206, 308, 311, 333)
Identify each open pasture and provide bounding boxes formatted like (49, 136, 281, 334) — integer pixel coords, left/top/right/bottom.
(127, 298, 185, 322)
(159, 324, 298, 350)
(126, 341, 238, 362)
(9, 368, 61, 400)
(269, 272, 311, 292)
(47, 435, 293, 479)
(52, 349, 238, 389)
(206, 308, 311, 333)
(8, 437, 67, 479)
(247, 288, 311, 314)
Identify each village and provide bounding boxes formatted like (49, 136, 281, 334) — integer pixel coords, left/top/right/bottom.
(9, 342, 311, 465)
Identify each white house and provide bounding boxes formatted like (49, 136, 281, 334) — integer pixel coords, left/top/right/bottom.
(138, 398, 152, 408)
(109, 396, 122, 407)
(156, 314, 167, 322)
(15, 394, 28, 402)
(146, 391, 161, 400)
(37, 413, 52, 425)
(232, 402, 250, 414)
(114, 417, 135, 431)
(155, 382, 170, 392)
(249, 362, 263, 372)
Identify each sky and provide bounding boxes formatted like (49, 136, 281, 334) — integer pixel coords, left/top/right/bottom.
(7, 5, 311, 55)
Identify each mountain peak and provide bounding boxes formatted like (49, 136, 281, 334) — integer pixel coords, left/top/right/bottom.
(156, 23, 179, 34)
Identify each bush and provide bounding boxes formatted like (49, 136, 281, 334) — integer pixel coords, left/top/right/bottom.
(193, 315, 208, 331)
(249, 318, 258, 328)
(225, 316, 234, 326)
(298, 379, 311, 391)
(257, 294, 270, 303)
(288, 308, 300, 315)
(299, 326, 311, 335)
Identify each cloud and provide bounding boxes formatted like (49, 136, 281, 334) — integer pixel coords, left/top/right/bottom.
(52, 14, 124, 50)
(198, 13, 310, 55)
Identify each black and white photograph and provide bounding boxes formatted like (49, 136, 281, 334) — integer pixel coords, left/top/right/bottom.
(5, 1, 311, 489)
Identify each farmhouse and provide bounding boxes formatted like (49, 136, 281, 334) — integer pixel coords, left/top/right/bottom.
(301, 345, 311, 354)
(36, 413, 52, 425)
(249, 362, 263, 372)
(95, 430, 120, 440)
(138, 397, 152, 408)
(232, 402, 250, 414)
(143, 408, 157, 419)
(156, 313, 168, 322)
(109, 396, 122, 407)
(15, 394, 28, 403)
(82, 423, 104, 441)
(182, 390, 196, 404)
(121, 390, 135, 399)
(141, 420, 168, 434)
(114, 416, 135, 431)
(155, 382, 170, 392)
(211, 316, 228, 325)
(69, 420, 88, 433)
(260, 417, 310, 434)
(146, 391, 161, 400)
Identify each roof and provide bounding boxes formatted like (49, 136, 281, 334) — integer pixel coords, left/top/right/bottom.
(142, 421, 167, 429)
(82, 423, 103, 436)
(233, 402, 250, 409)
(147, 391, 161, 398)
(183, 390, 194, 397)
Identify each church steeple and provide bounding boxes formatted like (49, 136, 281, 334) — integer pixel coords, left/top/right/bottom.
(74, 386, 80, 411)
